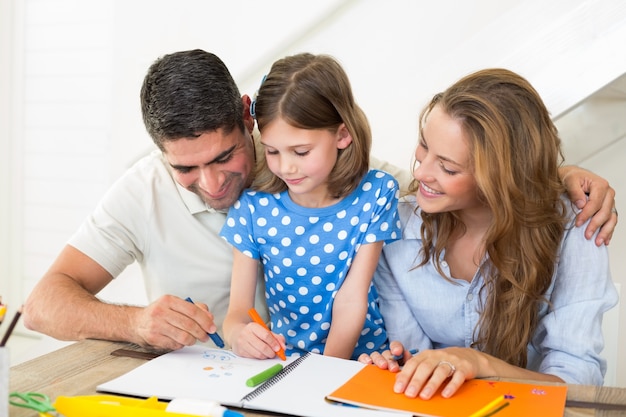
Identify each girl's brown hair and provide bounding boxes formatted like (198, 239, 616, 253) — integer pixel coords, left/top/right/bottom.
(253, 53, 371, 198)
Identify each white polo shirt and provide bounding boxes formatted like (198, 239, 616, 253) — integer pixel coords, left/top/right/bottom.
(68, 149, 268, 332)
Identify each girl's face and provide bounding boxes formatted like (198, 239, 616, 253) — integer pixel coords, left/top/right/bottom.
(260, 117, 352, 207)
(413, 104, 483, 214)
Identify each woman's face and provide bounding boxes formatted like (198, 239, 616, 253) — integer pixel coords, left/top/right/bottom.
(412, 104, 483, 214)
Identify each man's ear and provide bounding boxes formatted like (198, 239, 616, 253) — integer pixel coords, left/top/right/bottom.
(336, 123, 353, 149)
(242, 95, 255, 134)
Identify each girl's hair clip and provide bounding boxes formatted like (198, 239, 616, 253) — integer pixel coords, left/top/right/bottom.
(250, 74, 267, 118)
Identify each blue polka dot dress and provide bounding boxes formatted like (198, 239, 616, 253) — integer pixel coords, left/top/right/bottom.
(220, 169, 401, 359)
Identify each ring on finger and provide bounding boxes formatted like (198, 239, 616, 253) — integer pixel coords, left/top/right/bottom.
(438, 360, 456, 378)
(611, 207, 618, 216)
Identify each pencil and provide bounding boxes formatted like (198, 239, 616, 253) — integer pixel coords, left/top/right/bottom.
(467, 395, 507, 417)
(248, 308, 286, 361)
(0, 302, 7, 325)
(481, 401, 510, 417)
(0, 307, 22, 347)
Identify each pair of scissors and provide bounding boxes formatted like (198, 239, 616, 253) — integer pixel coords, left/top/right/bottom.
(9, 392, 62, 416)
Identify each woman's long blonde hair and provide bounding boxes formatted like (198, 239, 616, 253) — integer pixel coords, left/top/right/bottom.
(411, 68, 566, 367)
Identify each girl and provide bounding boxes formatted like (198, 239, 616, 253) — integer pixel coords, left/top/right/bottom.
(221, 53, 401, 360)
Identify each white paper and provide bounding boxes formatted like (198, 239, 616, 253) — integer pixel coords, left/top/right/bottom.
(98, 345, 409, 417)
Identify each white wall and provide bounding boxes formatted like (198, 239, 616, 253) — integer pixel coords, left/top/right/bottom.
(0, 0, 17, 309)
(1, 0, 624, 385)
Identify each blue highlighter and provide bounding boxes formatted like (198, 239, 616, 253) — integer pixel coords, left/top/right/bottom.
(185, 297, 225, 348)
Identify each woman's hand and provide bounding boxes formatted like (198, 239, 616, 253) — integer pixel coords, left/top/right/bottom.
(393, 347, 488, 400)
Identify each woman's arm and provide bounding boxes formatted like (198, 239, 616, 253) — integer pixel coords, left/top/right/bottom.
(393, 346, 564, 400)
(531, 212, 618, 385)
(385, 209, 619, 400)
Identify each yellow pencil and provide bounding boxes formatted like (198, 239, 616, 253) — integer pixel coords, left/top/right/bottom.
(467, 395, 507, 417)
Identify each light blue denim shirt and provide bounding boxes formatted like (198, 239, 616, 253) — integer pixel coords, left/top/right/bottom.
(374, 195, 618, 385)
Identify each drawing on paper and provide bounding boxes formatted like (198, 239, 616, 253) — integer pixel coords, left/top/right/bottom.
(200, 349, 256, 378)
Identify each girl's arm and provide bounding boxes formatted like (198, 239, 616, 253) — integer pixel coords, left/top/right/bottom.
(324, 241, 384, 359)
(223, 248, 284, 359)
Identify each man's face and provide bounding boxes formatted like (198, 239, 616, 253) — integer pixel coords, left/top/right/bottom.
(163, 128, 255, 210)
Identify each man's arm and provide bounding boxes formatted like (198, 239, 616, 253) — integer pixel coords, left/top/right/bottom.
(559, 165, 618, 246)
(22, 245, 216, 350)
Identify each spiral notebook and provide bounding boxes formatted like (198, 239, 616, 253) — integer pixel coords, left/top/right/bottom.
(97, 344, 408, 417)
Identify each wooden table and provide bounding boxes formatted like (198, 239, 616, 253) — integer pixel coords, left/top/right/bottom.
(9, 339, 626, 416)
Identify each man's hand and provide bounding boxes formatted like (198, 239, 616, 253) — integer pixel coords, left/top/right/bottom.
(133, 295, 216, 350)
(560, 165, 617, 245)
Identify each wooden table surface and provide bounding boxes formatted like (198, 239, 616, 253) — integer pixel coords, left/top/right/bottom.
(9, 339, 626, 417)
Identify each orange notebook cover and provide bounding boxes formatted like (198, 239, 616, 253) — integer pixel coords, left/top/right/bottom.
(326, 365, 567, 417)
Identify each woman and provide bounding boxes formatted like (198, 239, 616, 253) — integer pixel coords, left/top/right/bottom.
(361, 68, 618, 399)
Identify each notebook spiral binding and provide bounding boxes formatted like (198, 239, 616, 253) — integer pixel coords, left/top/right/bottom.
(240, 352, 311, 402)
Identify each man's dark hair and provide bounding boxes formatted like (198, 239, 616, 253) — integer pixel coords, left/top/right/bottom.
(140, 49, 244, 151)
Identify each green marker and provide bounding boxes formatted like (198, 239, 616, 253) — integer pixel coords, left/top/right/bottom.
(245, 363, 284, 387)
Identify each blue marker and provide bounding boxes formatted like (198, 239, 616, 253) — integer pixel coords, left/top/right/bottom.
(392, 348, 419, 361)
(185, 297, 225, 348)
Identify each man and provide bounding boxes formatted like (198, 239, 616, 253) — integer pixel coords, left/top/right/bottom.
(23, 49, 618, 351)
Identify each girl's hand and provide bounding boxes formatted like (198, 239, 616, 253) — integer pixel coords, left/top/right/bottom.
(358, 340, 410, 373)
(230, 321, 286, 359)
(393, 347, 485, 400)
